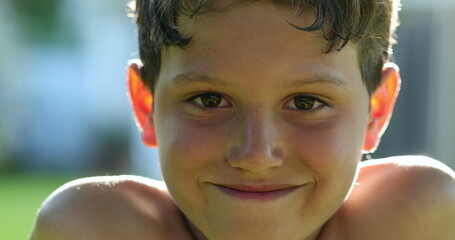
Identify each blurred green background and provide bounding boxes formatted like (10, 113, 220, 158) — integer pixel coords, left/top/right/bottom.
(0, 174, 73, 239)
(0, 0, 161, 238)
(1, 0, 454, 239)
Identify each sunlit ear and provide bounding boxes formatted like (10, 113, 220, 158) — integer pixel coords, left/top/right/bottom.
(127, 59, 157, 148)
(363, 62, 401, 153)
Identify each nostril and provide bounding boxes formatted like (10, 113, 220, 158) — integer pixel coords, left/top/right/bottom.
(272, 147, 284, 160)
(228, 147, 241, 161)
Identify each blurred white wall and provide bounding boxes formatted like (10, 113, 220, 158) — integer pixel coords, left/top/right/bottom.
(0, 0, 160, 177)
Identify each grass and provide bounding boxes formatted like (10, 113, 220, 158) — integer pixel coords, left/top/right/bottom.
(0, 174, 75, 240)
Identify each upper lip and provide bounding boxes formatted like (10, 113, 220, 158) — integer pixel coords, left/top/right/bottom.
(214, 183, 301, 192)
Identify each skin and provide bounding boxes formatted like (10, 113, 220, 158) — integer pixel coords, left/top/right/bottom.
(151, 2, 384, 239)
(30, 1, 455, 240)
(30, 158, 455, 240)
(153, 2, 369, 240)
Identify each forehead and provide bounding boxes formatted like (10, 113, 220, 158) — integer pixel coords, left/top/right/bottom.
(159, 1, 361, 89)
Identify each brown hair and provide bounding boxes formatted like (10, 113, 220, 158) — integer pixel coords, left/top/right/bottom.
(129, 0, 400, 96)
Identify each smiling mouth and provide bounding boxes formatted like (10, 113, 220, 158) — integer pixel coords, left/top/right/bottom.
(214, 184, 301, 201)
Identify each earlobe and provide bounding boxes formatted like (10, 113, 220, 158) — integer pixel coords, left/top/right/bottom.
(127, 59, 157, 148)
(363, 62, 401, 153)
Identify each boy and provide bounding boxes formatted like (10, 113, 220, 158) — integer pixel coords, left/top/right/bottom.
(31, 0, 455, 239)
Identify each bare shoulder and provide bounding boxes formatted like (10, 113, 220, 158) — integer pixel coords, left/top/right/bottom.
(331, 156, 455, 240)
(30, 175, 192, 240)
(359, 155, 454, 179)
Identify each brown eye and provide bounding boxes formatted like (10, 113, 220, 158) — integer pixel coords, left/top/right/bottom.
(285, 95, 325, 111)
(200, 93, 221, 107)
(193, 92, 229, 108)
(293, 96, 316, 110)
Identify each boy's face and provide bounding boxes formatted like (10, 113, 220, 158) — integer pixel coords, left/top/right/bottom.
(151, 2, 370, 239)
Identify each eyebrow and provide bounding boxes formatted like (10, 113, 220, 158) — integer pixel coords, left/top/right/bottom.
(284, 75, 349, 89)
(171, 74, 231, 87)
(171, 73, 349, 89)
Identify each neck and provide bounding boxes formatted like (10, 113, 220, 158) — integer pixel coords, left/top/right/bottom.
(182, 213, 325, 240)
(183, 214, 208, 240)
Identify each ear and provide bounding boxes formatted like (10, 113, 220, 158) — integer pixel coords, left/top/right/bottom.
(127, 59, 157, 148)
(363, 62, 401, 153)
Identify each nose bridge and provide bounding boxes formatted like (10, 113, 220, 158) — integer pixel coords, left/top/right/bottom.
(243, 108, 271, 153)
(228, 106, 284, 172)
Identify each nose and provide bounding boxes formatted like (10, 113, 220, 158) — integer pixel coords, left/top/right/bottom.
(227, 109, 284, 173)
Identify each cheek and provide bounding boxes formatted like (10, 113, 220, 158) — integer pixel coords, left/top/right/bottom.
(288, 115, 367, 188)
(156, 115, 228, 180)
(155, 113, 231, 215)
(290, 125, 358, 168)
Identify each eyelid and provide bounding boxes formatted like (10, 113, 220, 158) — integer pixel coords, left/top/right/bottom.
(185, 92, 232, 110)
(283, 94, 330, 111)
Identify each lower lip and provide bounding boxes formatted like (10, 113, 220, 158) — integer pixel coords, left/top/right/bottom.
(215, 185, 300, 201)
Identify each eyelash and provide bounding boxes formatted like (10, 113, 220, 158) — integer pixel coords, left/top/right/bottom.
(185, 92, 329, 114)
(283, 95, 329, 114)
(185, 92, 231, 112)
